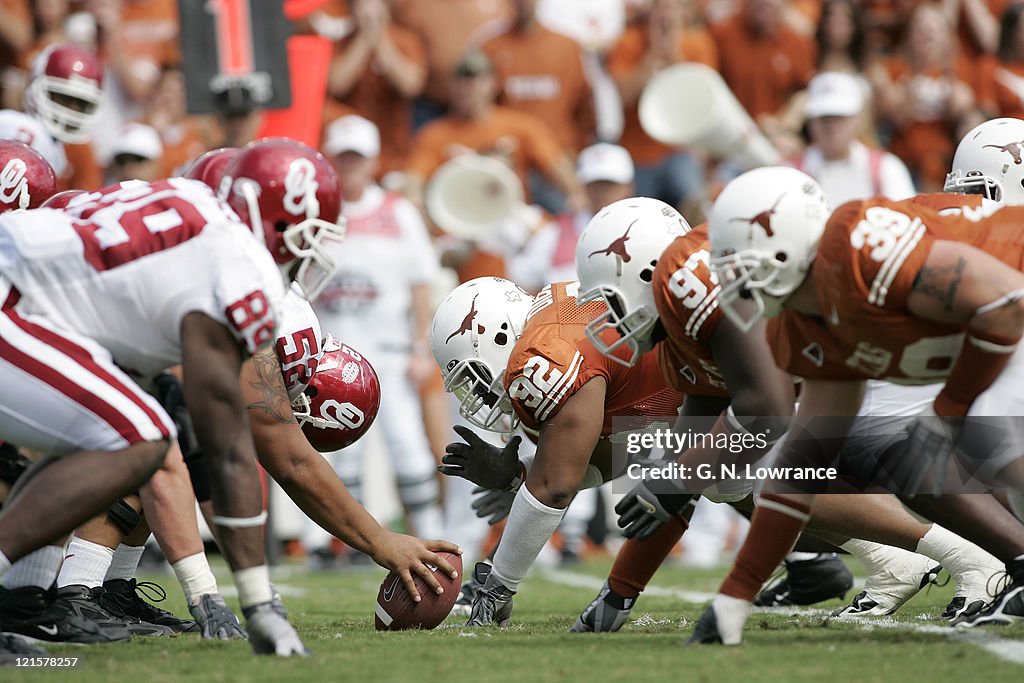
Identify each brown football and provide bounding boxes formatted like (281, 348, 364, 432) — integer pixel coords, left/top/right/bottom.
(374, 551, 463, 631)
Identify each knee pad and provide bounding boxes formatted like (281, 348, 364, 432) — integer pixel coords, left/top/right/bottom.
(184, 450, 211, 503)
(107, 498, 142, 536)
(397, 473, 440, 509)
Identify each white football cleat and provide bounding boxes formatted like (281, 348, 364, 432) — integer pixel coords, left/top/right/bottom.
(832, 548, 940, 617)
(941, 545, 1006, 621)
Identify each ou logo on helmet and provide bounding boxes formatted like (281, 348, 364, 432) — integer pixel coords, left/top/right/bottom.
(319, 399, 365, 430)
(0, 159, 29, 209)
(283, 157, 320, 217)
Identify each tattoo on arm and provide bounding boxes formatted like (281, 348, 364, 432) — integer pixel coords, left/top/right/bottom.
(246, 346, 295, 424)
(911, 256, 967, 313)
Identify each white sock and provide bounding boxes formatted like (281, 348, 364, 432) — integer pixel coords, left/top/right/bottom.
(105, 544, 146, 582)
(234, 565, 273, 610)
(916, 524, 999, 572)
(57, 538, 115, 589)
(0, 550, 10, 578)
(490, 485, 566, 591)
(170, 552, 219, 606)
(2, 545, 64, 589)
(840, 538, 922, 574)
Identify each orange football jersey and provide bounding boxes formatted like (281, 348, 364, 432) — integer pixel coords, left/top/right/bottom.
(651, 225, 730, 397)
(504, 282, 684, 435)
(770, 194, 1024, 383)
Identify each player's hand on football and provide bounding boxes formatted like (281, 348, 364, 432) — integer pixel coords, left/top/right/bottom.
(439, 425, 523, 491)
(370, 531, 461, 602)
(471, 486, 516, 525)
(614, 480, 694, 540)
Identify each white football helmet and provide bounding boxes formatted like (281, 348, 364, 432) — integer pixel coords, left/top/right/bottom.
(708, 167, 832, 332)
(944, 117, 1024, 205)
(575, 197, 691, 366)
(430, 277, 534, 432)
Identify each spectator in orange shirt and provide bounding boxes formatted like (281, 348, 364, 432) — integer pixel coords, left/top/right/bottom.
(326, 0, 427, 176)
(403, 50, 585, 217)
(0, 0, 31, 105)
(481, 0, 596, 153)
(709, 0, 816, 122)
(607, 0, 717, 211)
(975, 4, 1024, 120)
(392, 0, 513, 129)
(869, 2, 975, 191)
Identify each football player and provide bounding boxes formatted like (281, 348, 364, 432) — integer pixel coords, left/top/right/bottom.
(692, 164, 1024, 644)
(0, 138, 343, 656)
(567, 197, 1002, 631)
(431, 271, 688, 626)
(42, 146, 461, 643)
(0, 44, 104, 178)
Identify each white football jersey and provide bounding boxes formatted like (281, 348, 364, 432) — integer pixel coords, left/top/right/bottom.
(275, 282, 324, 401)
(0, 109, 68, 176)
(0, 178, 285, 378)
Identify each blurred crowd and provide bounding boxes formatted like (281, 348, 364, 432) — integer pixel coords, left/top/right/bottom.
(5, 0, 1019, 565)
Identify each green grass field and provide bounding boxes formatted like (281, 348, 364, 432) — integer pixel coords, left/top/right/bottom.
(7, 557, 1024, 682)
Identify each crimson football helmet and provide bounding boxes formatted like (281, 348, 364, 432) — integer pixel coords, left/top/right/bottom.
(0, 140, 58, 212)
(292, 337, 381, 452)
(219, 138, 346, 301)
(40, 189, 86, 210)
(180, 147, 240, 190)
(24, 44, 104, 144)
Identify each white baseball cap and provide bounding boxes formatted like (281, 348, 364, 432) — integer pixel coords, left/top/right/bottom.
(804, 72, 864, 119)
(577, 143, 634, 185)
(324, 114, 381, 158)
(110, 123, 163, 161)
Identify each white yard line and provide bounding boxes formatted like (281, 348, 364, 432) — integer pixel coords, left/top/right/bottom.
(538, 569, 1024, 666)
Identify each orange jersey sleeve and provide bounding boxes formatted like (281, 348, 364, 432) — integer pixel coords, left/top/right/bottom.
(651, 225, 730, 396)
(504, 282, 683, 434)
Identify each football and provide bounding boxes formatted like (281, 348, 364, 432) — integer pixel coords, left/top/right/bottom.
(374, 552, 463, 631)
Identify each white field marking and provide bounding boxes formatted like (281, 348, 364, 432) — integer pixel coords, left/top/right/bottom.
(217, 584, 307, 598)
(537, 569, 1024, 666)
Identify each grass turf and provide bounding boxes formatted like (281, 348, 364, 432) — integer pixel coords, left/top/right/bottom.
(6, 557, 1023, 682)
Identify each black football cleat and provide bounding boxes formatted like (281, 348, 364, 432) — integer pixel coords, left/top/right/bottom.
(56, 584, 171, 638)
(0, 585, 127, 643)
(953, 566, 1024, 628)
(101, 579, 197, 633)
(755, 553, 853, 607)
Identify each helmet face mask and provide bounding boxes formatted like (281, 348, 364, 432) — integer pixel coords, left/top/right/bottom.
(578, 284, 657, 367)
(943, 169, 1003, 202)
(710, 250, 788, 332)
(445, 358, 515, 432)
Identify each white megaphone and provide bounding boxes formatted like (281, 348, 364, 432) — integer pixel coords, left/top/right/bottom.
(639, 63, 781, 169)
(425, 154, 525, 241)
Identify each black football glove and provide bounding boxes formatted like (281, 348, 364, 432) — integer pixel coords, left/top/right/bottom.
(614, 480, 695, 540)
(439, 425, 524, 491)
(471, 486, 516, 525)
